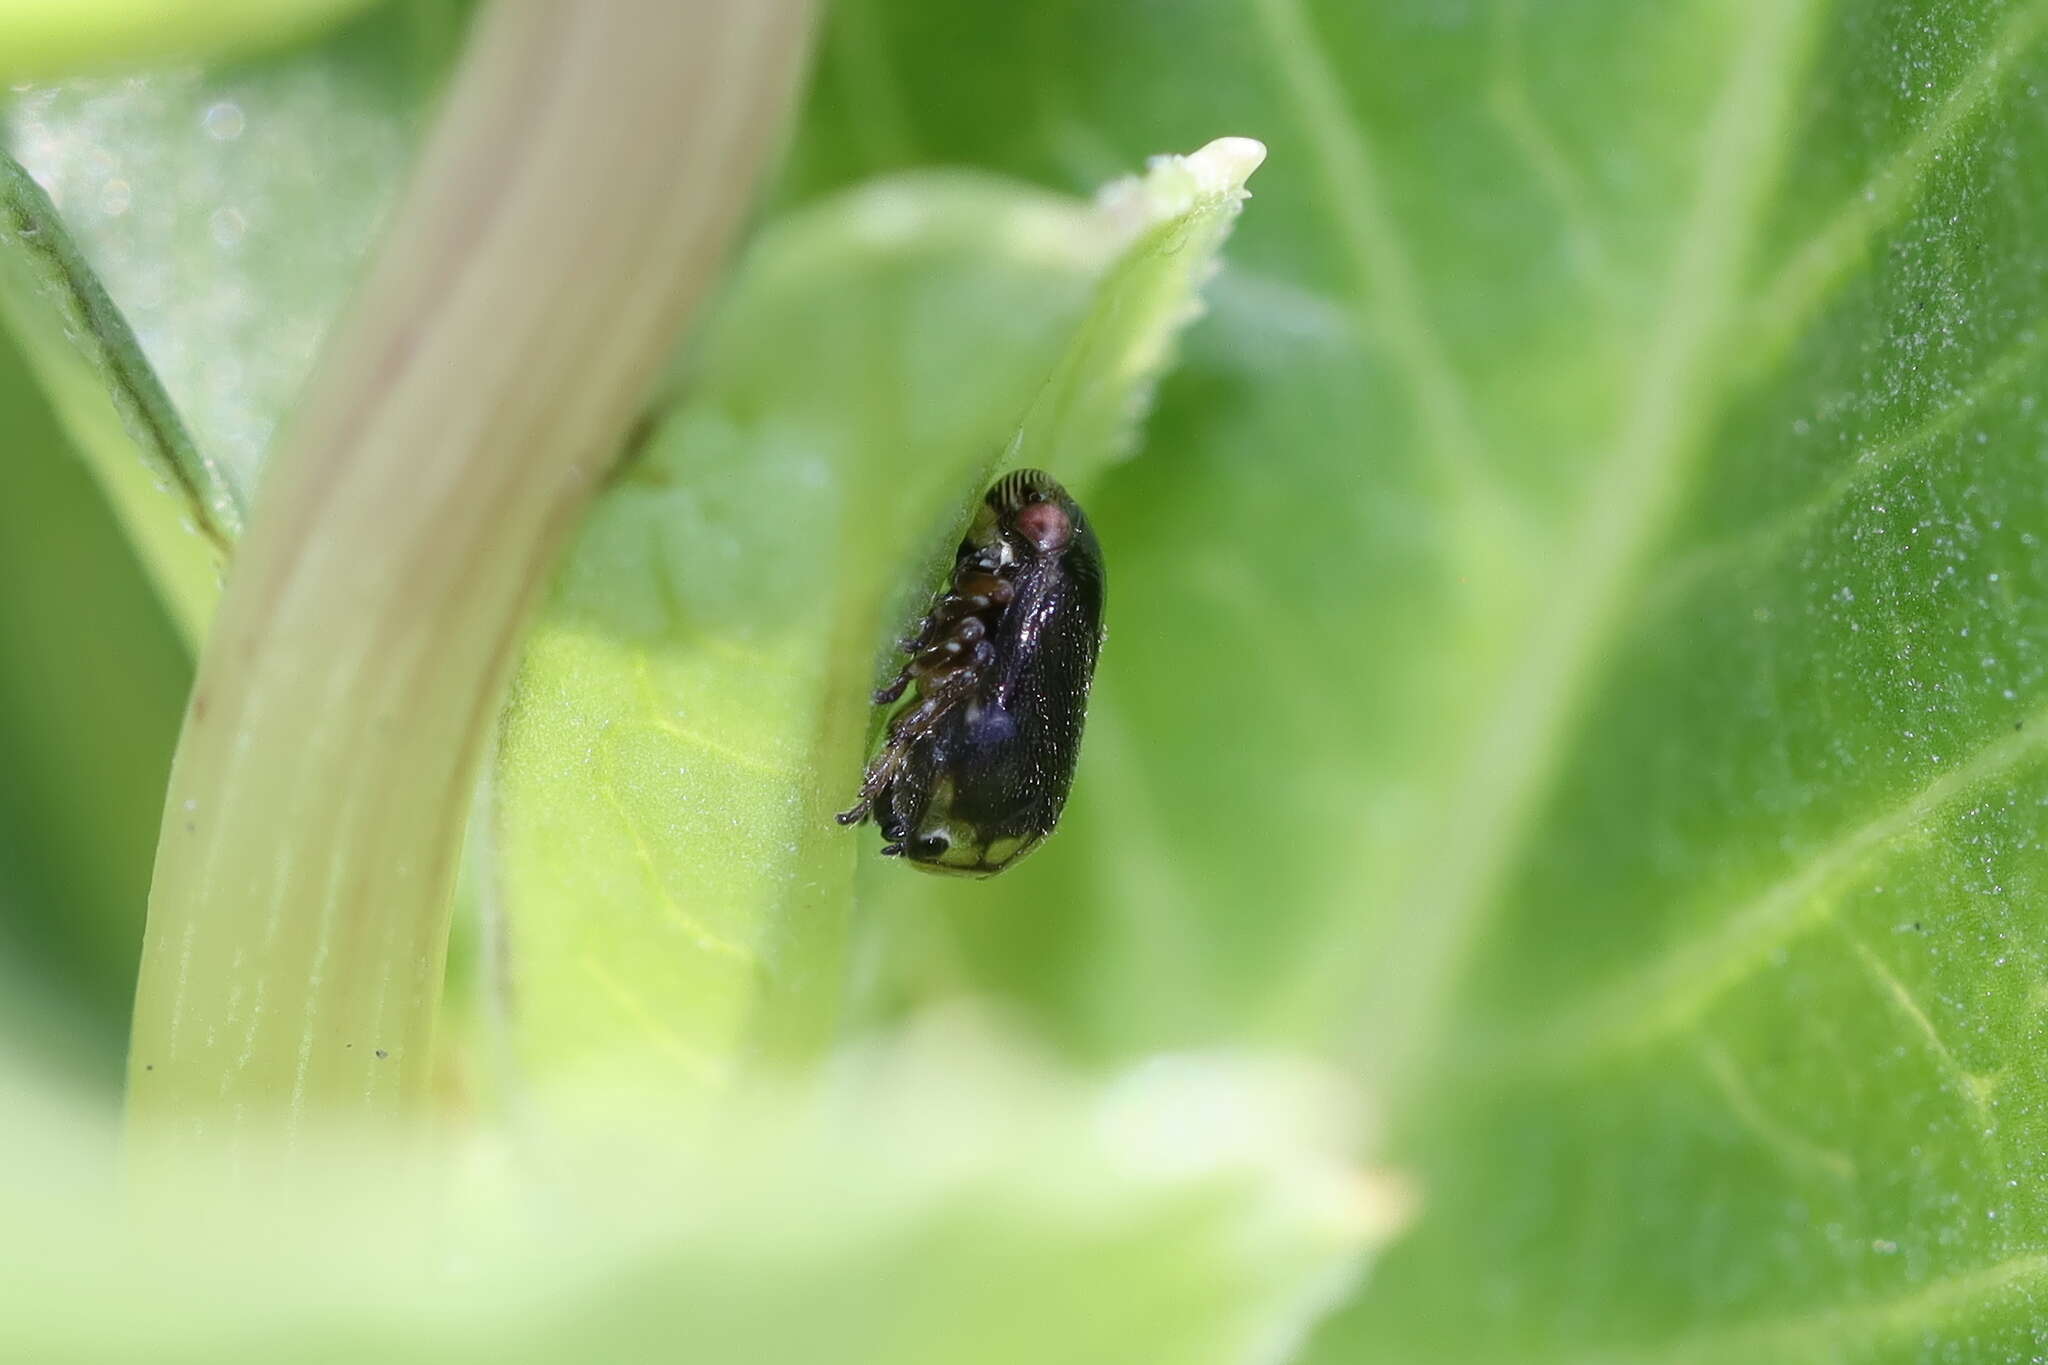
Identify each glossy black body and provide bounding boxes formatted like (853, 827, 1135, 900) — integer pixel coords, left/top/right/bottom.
(838, 470, 1105, 876)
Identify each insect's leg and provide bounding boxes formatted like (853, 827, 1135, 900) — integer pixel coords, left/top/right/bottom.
(836, 701, 927, 824)
(871, 627, 925, 704)
(871, 596, 945, 704)
(897, 614, 933, 652)
(839, 734, 910, 825)
(876, 799, 910, 856)
(836, 749, 899, 825)
(880, 665, 976, 747)
(846, 560, 1012, 827)
(872, 580, 1008, 705)
(836, 665, 980, 826)
(936, 573, 1013, 622)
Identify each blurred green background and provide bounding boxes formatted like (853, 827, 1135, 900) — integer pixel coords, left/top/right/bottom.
(9, 0, 2048, 1360)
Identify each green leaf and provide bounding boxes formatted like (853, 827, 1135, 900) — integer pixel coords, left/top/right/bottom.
(0, 11, 1394, 1365)
(1, 9, 457, 633)
(0, 149, 226, 639)
(492, 140, 1263, 1086)
(0, 0, 382, 83)
(1, 1022, 1400, 1364)
(20, 0, 2048, 1354)
(0, 319, 188, 1092)
(789, 0, 2048, 1356)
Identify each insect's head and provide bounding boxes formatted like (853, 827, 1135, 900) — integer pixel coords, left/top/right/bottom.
(970, 468, 1084, 564)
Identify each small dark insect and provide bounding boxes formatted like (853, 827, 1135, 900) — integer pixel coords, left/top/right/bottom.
(838, 469, 1105, 877)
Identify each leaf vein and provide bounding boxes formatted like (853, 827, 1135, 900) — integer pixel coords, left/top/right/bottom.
(1696, 1039, 1855, 1181)
(1485, 0, 1621, 307)
(595, 727, 756, 962)
(1840, 924, 2006, 1178)
(1246, 0, 1498, 500)
(1643, 318, 2048, 611)
(1523, 697, 2048, 1067)
(1586, 1250, 2048, 1363)
(1741, 0, 2048, 375)
(1320, 0, 1829, 1100)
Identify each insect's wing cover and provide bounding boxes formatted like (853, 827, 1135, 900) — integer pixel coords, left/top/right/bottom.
(997, 508, 1105, 827)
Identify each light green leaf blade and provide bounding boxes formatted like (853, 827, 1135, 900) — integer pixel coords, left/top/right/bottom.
(494, 141, 1263, 1086)
(791, 0, 2048, 1357)
(1011, 134, 1267, 485)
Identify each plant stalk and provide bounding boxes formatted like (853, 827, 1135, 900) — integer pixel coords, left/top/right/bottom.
(127, 0, 815, 1151)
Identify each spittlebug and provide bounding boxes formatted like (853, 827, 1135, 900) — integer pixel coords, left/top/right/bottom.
(837, 469, 1105, 877)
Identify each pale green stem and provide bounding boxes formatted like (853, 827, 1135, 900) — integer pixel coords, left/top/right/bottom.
(127, 0, 815, 1152)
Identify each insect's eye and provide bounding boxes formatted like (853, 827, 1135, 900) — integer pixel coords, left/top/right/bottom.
(1011, 498, 1072, 553)
(914, 832, 950, 857)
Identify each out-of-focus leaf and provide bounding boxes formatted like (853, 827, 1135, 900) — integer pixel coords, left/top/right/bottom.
(0, 312, 189, 1093)
(790, 0, 2048, 1358)
(0, 0, 380, 84)
(0, 149, 225, 639)
(4, 5, 453, 507)
(493, 140, 1262, 1086)
(0, 9, 471, 642)
(1, 1019, 1400, 1365)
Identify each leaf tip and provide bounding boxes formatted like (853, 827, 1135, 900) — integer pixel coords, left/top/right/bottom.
(1096, 134, 1268, 238)
(1188, 135, 1268, 192)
